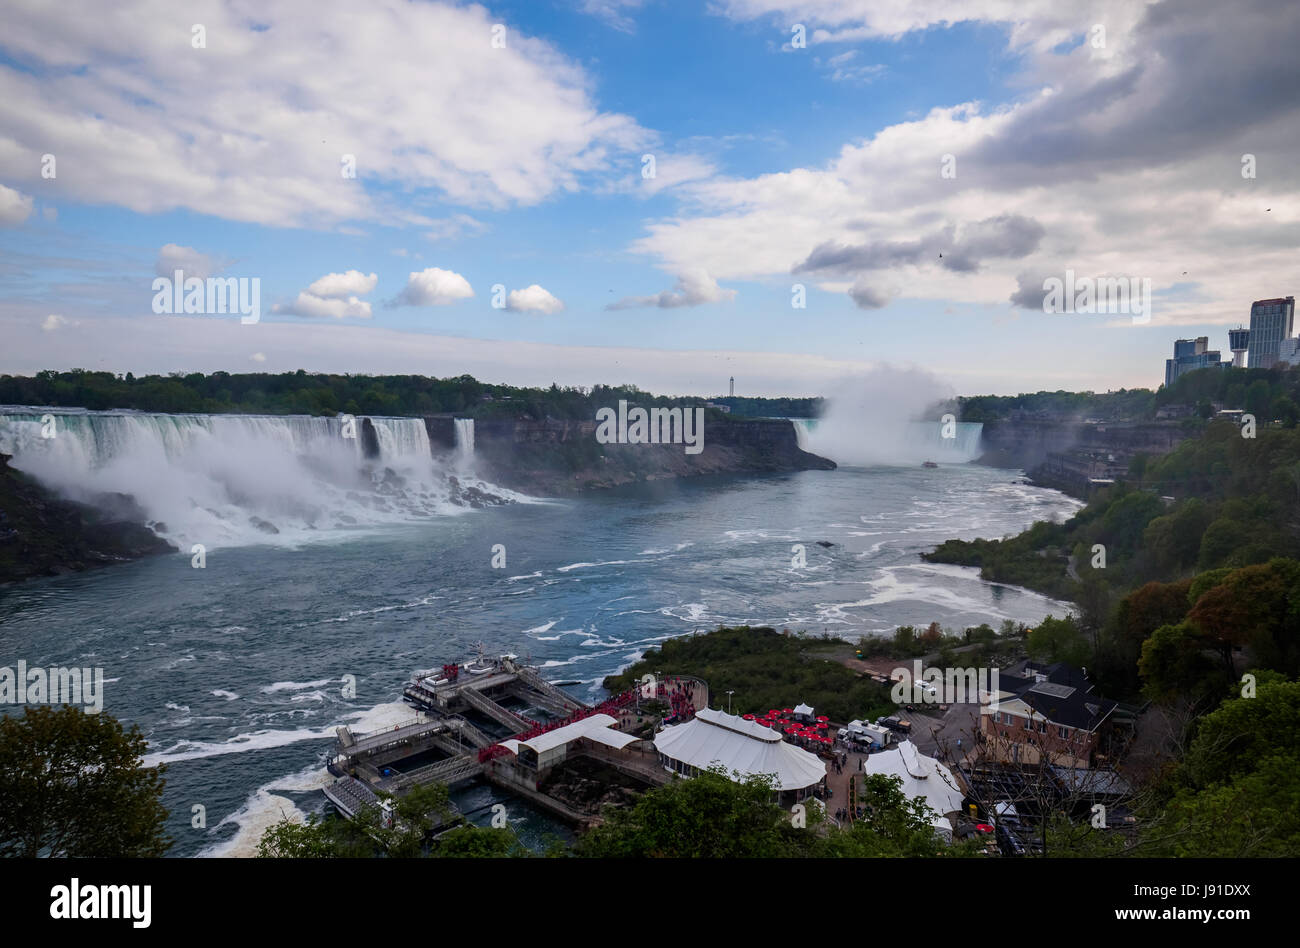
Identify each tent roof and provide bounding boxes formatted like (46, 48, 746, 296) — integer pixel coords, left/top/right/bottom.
(519, 713, 626, 754)
(793, 703, 815, 716)
(653, 708, 826, 790)
(861, 740, 965, 817)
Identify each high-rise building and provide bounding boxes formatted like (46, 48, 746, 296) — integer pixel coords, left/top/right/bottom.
(1247, 297, 1295, 369)
(1228, 327, 1251, 368)
(1164, 336, 1223, 387)
(1279, 337, 1300, 368)
(729, 376, 735, 396)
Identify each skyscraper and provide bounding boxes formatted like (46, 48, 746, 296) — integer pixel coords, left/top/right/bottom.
(1164, 336, 1223, 387)
(1247, 297, 1295, 369)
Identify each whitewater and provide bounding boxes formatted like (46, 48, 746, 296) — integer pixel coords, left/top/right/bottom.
(0, 406, 1083, 856)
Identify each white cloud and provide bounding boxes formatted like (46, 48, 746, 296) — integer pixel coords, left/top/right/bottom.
(273, 268, 379, 318)
(506, 285, 564, 314)
(0, 184, 34, 225)
(580, 0, 647, 32)
(618, 0, 1300, 327)
(0, 309, 1141, 397)
(251, 352, 267, 362)
(613, 153, 717, 198)
(273, 293, 373, 320)
(425, 214, 488, 242)
(155, 244, 221, 280)
(392, 268, 475, 307)
(306, 270, 378, 299)
(0, 1, 649, 228)
(607, 269, 737, 309)
(41, 314, 68, 331)
(820, 51, 885, 83)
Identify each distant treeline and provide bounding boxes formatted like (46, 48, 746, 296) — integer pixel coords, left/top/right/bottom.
(954, 364, 1300, 424)
(0, 369, 809, 420)
(1155, 363, 1300, 423)
(955, 388, 1156, 422)
(708, 395, 823, 418)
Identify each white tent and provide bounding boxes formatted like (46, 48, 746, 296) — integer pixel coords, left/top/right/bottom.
(861, 740, 965, 839)
(498, 713, 636, 765)
(793, 702, 815, 720)
(653, 708, 826, 791)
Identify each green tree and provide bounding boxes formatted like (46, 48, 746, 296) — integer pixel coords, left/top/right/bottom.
(1141, 680, 1300, 856)
(1137, 621, 1221, 704)
(0, 706, 170, 857)
(574, 766, 807, 858)
(815, 774, 962, 857)
(258, 781, 455, 858)
(1026, 614, 1091, 666)
(434, 825, 526, 858)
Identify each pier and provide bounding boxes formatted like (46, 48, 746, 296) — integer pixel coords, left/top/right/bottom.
(324, 652, 705, 836)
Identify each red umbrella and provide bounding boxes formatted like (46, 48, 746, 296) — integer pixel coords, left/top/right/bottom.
(743, 714, 755, 720)
(782, 708, 793, 713)
(817, 715, 829, 721)
(816, 722, 828, 729)
(767, 710, 781, 717)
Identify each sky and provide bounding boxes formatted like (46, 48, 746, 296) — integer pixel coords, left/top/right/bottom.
(1, 0, 1297, 399)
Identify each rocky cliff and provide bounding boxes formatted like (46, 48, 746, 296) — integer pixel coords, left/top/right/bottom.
(978, 418, 1197, 496)
(0, 453, 175, 584)
(454, 416, 836, 495)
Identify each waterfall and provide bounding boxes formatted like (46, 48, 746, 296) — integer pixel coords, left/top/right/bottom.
(453, 418, 474, 468)
(0, 408, 486, 549)
(911, 420, 983, 460)
(795, 414, 983, 466)
(791, 418, 816, 451)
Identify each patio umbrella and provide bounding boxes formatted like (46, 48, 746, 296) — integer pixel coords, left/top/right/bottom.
(817, 715, 829, 722)
(743, 714, 755, 720)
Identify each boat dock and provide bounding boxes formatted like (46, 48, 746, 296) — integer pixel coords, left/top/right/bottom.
(322, 651, 692, 835)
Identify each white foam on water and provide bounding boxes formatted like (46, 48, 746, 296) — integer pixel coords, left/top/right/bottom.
(520, 620, 559, 637)
(0, 409, 516, 549)
(261, 678, 336, 694)
(556, 559, 635, 572)
(199, 761, 335, 858)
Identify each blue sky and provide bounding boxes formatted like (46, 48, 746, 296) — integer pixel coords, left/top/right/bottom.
(1, 0, 1296, 397)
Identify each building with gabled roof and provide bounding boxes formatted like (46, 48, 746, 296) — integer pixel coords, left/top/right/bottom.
(981, 660, 1117, 769)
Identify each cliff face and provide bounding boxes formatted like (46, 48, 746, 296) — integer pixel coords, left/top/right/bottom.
(459, 416, 835, 495)
(978, 419, 1196, 496)
(0, 453, 175, 584)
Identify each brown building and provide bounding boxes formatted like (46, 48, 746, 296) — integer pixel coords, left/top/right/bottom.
(980, 660, 1117, 769)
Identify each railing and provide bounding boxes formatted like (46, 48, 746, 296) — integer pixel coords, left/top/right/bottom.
(460, 687, 535, 732)
(386, 755, 483, 791)
(515, 667, 588, 712)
